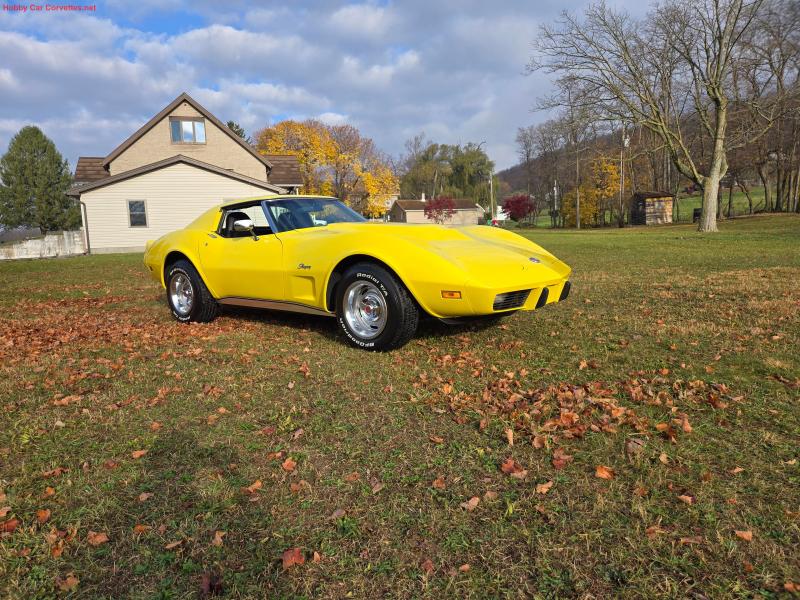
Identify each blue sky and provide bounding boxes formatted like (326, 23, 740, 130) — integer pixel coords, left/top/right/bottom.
(0, 0, 646, 171)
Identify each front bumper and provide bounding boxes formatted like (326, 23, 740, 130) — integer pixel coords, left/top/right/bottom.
(415, 275, 571, 318)
(467, 276, 571, 314)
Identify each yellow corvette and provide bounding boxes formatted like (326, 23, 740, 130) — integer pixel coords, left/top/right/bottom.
(144, 195, 571, 350)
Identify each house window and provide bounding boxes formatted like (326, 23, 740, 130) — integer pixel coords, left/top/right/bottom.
(169, 118, 206, 144)
(128, 200, 148, 227)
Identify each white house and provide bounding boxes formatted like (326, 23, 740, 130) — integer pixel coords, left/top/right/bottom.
(67, 92, 303, 253)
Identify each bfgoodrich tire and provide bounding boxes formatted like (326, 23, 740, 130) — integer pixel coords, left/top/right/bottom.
(335, 263, 419, 351)
(165, 259, 219, 323)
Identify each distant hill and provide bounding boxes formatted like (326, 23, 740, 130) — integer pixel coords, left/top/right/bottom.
(497, 162, 529, 193)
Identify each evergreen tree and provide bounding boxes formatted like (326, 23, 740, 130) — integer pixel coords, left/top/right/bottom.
(0, 126, 79, 233)
(226, 120, 252, 145)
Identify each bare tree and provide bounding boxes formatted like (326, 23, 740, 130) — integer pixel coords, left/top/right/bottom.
(530, 0, 766, 232)
(515, 126, 536, 194)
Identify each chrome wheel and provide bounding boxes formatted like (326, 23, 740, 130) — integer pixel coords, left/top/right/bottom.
(343, 280, 388, 340)
(169, 272, 194, 316)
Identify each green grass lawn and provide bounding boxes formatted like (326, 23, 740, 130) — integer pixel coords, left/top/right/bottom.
(1, 215, 798, 598)
(524, 187, 773, 227)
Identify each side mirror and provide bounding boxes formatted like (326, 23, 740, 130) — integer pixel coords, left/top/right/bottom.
(233, 219, 254, 232)
(233, 219, 258, 240)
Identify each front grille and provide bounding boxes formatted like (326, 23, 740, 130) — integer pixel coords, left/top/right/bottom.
(493, 289, 531, 311)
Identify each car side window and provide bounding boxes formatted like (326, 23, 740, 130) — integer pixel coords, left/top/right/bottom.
(218, 205, 273, 238)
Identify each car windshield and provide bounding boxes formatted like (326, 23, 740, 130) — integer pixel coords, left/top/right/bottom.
(267, 198, 366, 232)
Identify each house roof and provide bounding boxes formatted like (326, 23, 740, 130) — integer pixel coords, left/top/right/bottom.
(67, 155, 287, 197)
(393, 198, 481, 211)
(101, 92, 273, 171)
(633, 191, 673, 200)
(74, 157, 109, 183)
(261, 154, 302, 186)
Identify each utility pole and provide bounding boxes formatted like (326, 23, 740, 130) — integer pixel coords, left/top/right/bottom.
(489, 173, 494, 219)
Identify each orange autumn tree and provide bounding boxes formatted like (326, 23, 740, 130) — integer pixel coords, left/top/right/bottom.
(255, 120, 397, 217)
(562, 157, 620, 227)
(255, 120, 336, 195)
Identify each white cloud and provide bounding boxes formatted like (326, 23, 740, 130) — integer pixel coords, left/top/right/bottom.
(0, 0, 644, 171)
(329, 4, 395, 39)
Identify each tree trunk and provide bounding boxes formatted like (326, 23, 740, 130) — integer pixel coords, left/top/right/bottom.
(737, 180, 754, 214)
(727, 180, 734, 218)
(698, 102, 726, 233)
(757, 164, 771, 212)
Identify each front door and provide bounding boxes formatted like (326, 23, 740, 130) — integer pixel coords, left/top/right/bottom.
(198, 204, 285, 301)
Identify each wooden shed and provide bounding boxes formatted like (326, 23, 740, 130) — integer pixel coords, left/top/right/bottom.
(630, 191, 673, 225)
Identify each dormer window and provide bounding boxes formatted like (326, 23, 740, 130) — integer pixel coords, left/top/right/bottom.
(169, 117, 206, 144)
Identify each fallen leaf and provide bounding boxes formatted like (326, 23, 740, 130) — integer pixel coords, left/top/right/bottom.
(483, 490, 498, 501)
(138, 492, 154, 502)
(87, 531, 109, 546)
(500, 457, 527, 479)
(729, 467, 744, 475)
(330, 508, 346, 520)
(429, 435, 444, 444)
(1, 518, 20, 533)
(200, 572, 224, 597)
(313, 551, 322, 563)
(659, 452, 669, 465)
(625, 438, 646, 456)
(459, 563, 470, 573)
(42, 467, 68, 478)
(677, 494, 695, 505)
(371, 482, 385, 494)
(36, 509, 51, 524)
(133, 524, 151, 534)
(43, 487, 56, 498)
(211, 530, 226, 547)
(150, 421, 162, 431)
(0, 506, 10, 518)
(344, 472, 360, 482)
(56, 573, 79, 592)
(287, 381, 295, 390)
(679, 536, 704, 545)
(432, 477, 446, 490)
(282, 547, 305, 570)
(536, 480, 554, 495)
(633, 486, 649, 497)
(595, 465, 615, 480)
(244, 480, 262, 494)
(735, 530, 753, 541)
(460, 496, 480, 511)
(645, 525, 667, 538)
(552, 448, 574, 470)
(131, 450, 148, 459)
(421, 558, 434, 574)
(504, 428, 514, 446)
(282, 457, 297, 472)
(165, 540, 183, 550)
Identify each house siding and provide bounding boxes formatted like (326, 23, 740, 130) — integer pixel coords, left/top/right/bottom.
(108, 102, 268, 181)
(397, 208, 484, 225)
(81, 162, 274, 252)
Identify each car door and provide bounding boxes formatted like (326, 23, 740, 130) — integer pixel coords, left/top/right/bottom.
(198, 204, 285, 301)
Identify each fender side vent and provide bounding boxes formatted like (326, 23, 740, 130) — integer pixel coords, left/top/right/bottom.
(493, 289, 531, 311)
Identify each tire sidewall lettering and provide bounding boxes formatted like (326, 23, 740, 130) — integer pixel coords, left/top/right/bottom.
(355, 272, 389, 297)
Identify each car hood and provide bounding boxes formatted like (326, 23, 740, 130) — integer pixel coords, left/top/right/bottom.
(322, 222, 570, 285)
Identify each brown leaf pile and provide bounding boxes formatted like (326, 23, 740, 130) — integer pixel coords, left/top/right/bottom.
(417, 368, 738, 448)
